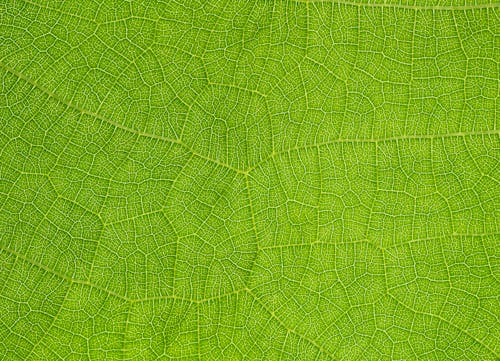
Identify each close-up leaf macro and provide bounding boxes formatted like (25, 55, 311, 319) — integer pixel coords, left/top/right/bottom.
(0, 0, 499, 360)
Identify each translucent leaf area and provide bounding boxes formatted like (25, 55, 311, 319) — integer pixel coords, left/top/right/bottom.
(0, 0, 499, 360)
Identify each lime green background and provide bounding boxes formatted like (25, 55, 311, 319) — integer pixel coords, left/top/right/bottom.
(0, 0, 498, 359)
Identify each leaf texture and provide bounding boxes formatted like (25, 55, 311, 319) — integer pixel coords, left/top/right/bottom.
(0, 0, 499, 360)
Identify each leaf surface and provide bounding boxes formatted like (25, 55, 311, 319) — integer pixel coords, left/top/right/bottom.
(0, 0, 499, 360)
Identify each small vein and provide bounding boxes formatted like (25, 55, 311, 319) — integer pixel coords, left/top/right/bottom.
(245, 287, 335, 360)
(0, 246, 131, 302)
(295, 0, 500, 11)
(131, 288, 247, 304)
(246, 130, 500, 173)
(386, 292, 499, 358)
(0, 61, 246, 175)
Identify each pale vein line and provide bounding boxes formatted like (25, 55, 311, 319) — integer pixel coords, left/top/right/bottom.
(245, 287, 336, 360)
(2, 61, 498, 176)
(0, 61, 245, 175)
(246, 129, 500, 173)
(0, 246, 131, 302)
(387, 292, 499, 358)
(131, 288, 247, 304)
(1, 244, 249, 305)
(243, 173, 261, 288)
(296, 0, 500, 11)
(13, 0, 500, 19)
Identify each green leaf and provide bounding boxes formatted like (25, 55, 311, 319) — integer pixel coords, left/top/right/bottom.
(0, 0, 499, 360)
